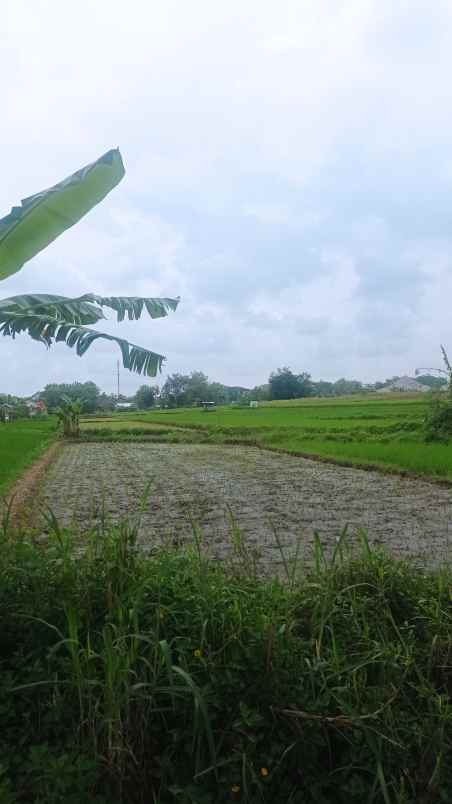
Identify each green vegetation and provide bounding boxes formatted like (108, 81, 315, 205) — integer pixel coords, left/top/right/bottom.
(2, 519, 452, 803)
(80, 394, 452, 481)
(268, 366, 313, 399)
(41, 382, 107, 413)
(0, 149, 179, 376)
(160, 371, 249, 408)
(156, 368, 390, 409)
(424, 397, 452, 442)
(0, 418, 56, 496)
(55, 397, 83, 438)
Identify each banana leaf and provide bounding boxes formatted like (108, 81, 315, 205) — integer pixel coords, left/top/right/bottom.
(0, 149, 124, 281)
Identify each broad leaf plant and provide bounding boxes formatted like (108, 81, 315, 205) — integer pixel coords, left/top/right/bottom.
(0, 149, 179, 375)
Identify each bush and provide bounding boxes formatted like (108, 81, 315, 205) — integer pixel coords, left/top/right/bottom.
(423, 396, 452, 440)
(2, 519, 452, 802)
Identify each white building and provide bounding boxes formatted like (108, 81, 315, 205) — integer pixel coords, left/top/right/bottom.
(377, 376, 429, 393)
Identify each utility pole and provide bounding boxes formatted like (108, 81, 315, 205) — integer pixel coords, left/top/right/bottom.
(117, 360, 120, 399)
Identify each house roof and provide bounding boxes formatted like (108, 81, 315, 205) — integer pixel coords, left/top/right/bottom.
(378, 376, 429, 393)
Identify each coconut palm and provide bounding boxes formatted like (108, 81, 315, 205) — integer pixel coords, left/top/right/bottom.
(0, 149, 179, 375)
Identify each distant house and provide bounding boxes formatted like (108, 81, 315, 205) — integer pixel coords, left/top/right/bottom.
(116, 402, 136, 411)
(26, 399, 48, 415)
(377, 376, 429, 393)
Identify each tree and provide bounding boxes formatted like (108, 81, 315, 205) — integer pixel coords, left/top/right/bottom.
(251, 384, 271, 401)
(415, 375, 447, 390)
(311, 380, 334, 397)
(332, 378, 363, 396)
(41, 381, 100, 413)
(269, 367, 312, 400)
(135, 385, 157, 409)
(208, 382, 228, 405)
(97, 392, 117, 412)
(184, 371, 211, 405)
(0, 150, 179, 375)
(160, 373, 190, 407)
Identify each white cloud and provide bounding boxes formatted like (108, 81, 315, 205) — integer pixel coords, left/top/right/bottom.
(2, 0, 452, 394)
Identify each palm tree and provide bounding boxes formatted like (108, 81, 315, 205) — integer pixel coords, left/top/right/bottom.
(0, 149, 179, 375)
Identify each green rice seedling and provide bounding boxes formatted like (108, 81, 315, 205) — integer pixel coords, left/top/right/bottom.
(0, 417, 57, 495)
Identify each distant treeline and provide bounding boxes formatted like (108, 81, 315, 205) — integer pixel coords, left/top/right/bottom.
(1, 369, 445, 415)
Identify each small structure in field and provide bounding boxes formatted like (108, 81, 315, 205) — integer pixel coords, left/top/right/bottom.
(200, 401, 216, 411)
(116, 402, 136, 411)
(250, 400, 259, 408)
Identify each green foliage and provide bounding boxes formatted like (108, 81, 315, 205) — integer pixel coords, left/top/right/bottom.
(2, 520, 452, 802)
(42, 381, 101, 413)
(0, 149, 125, 281)
(94, 394, 452, 481)
(97, 392, 117, 412)
(160, 371, 190, 407)
(0, 394, 29, 421)
(0, 417, 57, 496)
(160, 372, 249, 408)
(134, 384, 158, 409)
(416, 374, 448, 390)
(327, 377, 364, 396)
(0, 296, 178, 376)
(421, 347, 452, 442)
(288, 378, 366, 398)
(416, 345, 452, 399)
(310, 379, 336, 397)
(423, 397, 452, 441)
(269, 367, 313, 400)
(0, 151, 179, 375)
(134, 398, 427, 431)
(241, 383, 271, 403)
(55, 396, 83, 438)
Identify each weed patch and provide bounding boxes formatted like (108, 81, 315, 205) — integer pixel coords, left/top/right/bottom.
(2, 517, 452, 802)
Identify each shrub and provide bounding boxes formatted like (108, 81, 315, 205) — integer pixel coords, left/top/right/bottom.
(2, 519, 452, 802)
(423, 396, 452, 440)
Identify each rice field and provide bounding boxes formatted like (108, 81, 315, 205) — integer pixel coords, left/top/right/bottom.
(81, 393, 452, 481)
(0, 418, 56, 496)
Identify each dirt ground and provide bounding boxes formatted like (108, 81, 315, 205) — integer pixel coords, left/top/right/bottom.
(36, 443, 452, 573)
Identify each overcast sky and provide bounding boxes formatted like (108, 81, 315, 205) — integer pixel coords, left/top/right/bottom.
(2, 0, 452, 396)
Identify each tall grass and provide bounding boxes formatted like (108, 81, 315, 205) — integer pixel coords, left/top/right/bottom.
(2, 512, 452, 802)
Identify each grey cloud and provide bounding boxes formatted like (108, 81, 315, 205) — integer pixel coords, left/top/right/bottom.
(2, 0, 452, 394)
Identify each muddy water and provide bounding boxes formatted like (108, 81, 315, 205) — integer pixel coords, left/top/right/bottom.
(40, 443, 452, 572)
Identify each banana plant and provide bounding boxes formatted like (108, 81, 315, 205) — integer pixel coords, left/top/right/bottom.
(55, 395, 83, 438)
(0, 149, 179, 375)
